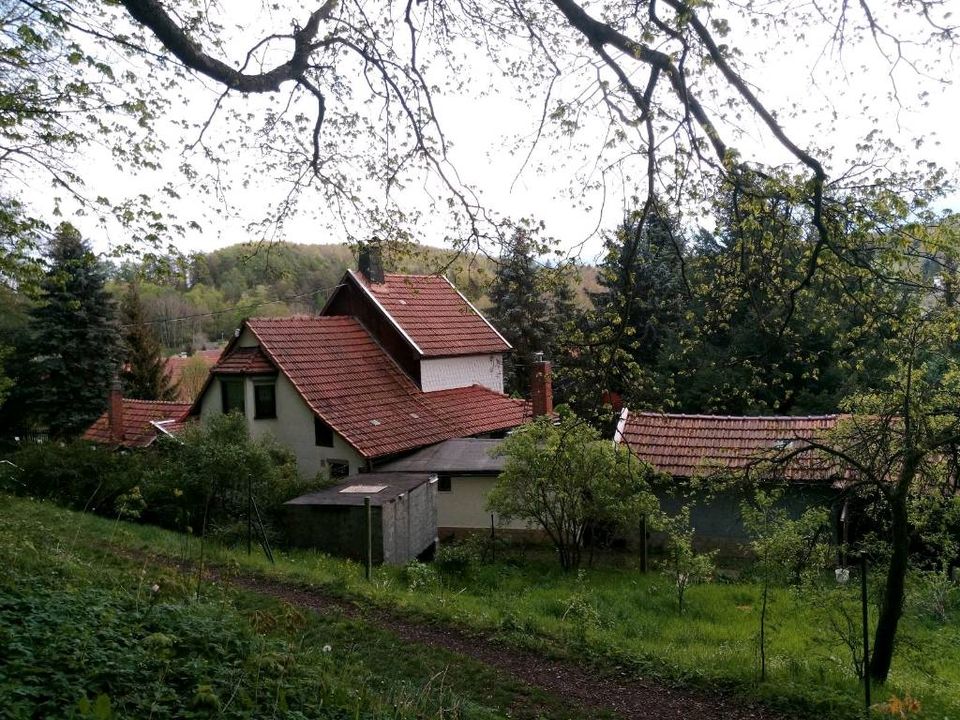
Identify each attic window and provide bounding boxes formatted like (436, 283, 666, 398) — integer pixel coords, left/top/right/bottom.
(773, 438, 795, 450)
(370, 419, 382, 426)
(221, 379, 244, 415)
(409, 413, 419, 419)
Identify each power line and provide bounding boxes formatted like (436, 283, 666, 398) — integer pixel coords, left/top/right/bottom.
(124, 282, 345, 328)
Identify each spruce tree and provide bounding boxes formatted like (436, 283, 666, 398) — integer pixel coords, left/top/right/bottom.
(488, 228, 575, 396)
(8, 223, 120, 438)
(121, 282, 177, 400)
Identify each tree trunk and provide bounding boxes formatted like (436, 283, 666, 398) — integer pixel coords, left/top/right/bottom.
(869, 490, 910, 682)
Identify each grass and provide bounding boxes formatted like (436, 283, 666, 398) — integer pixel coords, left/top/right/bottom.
(0, 495, 609, 719)
(4, 494, 959, 719)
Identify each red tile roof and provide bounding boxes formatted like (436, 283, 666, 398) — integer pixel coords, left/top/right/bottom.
(244, 316, 529, 458)
(616, 411, 843, 483)
(212, 345, 277, 375)
(350, 271, 511, 357)
(83, 400, 192, 448)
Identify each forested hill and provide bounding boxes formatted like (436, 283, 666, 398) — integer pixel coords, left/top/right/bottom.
(116, 242, 597, 354)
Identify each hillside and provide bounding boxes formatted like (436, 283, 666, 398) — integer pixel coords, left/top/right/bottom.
(125, 242, 598, 353)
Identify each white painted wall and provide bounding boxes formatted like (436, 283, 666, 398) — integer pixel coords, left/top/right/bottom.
(197, 334, 365, 479)
(437, 474, 532, 531)
(420, 354, 504, 393)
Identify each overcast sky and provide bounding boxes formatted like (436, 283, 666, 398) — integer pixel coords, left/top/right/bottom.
(20, 2, 960, 265)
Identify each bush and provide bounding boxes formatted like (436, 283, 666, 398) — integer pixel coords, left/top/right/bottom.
(1, 413, 318, 543)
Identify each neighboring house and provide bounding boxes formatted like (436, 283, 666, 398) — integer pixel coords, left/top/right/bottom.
(188, 253, 535, 481)
(614, 409, 844, 548)
(165, 349, 223, 401)
(83, 382, 191, 448)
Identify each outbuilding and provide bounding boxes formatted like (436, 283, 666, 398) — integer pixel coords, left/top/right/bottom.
(283, 473, 437, 565)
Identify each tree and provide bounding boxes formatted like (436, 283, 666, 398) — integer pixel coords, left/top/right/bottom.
(120, 282, 177, 400)
(741, 488, 830, 680)
(2, 1, 952, 264)
(660, 506, 716, 614)
(488, 410, 660, 570)
(488, 226, 577, 396)
(3, 224, 120, 438)
(561, 202, 687, 418)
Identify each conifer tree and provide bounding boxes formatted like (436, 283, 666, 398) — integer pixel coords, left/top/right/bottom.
(121, 282, 177, 400)
(4, 223, 120, 438)
(489, 227, 575, 396)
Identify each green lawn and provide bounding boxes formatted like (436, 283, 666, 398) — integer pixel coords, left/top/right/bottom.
(0, 495, 608, 719)
(3, 494, 958, 719)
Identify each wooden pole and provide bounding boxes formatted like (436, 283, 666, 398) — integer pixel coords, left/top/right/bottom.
(365, 496, 372, 581)
(861, 554, 871, 716)
(246, 473, 252, 556)
(640, 514, 648, 573)
(490, 513, 496, 563)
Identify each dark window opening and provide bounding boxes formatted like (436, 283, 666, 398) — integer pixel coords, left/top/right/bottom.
(221, 379, 245, 415)
(437, 474, 452, 492)
(314, 417, 334, 447)
(253, 383, 276, 419)
(328, 460, 350, 479)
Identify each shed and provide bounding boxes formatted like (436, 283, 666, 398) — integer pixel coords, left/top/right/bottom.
(284, 473, 437, 565)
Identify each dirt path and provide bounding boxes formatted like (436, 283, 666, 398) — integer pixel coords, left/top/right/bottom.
(226, 573, 789, 720)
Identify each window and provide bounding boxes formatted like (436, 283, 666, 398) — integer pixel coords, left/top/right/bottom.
(253, 382, 276, 419)
(328, 460, 350, 479)
(314, 417, 334, 447)
(437, 474, 452, 492)
(221, 379, 245, 415)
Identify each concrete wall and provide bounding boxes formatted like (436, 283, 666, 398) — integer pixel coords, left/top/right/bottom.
(381, 481, 438, 564)
(437, 474, 532, 531)
(197, 331, 365, 479)
(420, 354, 504, 393)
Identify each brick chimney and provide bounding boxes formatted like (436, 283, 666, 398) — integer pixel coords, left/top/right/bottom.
(530, 355, 553, 417)
(108, 377, 124, 444)
(358, 241, 384, 284)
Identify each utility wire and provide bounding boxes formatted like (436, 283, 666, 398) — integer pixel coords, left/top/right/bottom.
(123, 283, 345, 328)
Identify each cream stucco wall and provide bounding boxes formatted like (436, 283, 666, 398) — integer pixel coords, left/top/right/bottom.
(420, 354, 504, 393)
(437, 474, 532, 531)
(197, 332, 365, 479)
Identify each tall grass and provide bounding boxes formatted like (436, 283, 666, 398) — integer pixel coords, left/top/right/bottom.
(7, 495, 959, 719)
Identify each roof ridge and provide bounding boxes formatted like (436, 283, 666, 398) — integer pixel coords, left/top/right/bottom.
(632, 411, 841, 421)
(123, 399, 192, 406)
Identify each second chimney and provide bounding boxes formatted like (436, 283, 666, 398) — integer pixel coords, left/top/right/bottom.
(530, 357, 553, 417)
(358, 242, 384, 284)
(108, 378, 124, 445)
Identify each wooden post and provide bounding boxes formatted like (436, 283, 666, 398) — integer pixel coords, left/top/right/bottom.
(490, 513, 496, 563)
(246, 473, 252, 556)
(365, 496, 372, 581)
(640, 514, 648, 573)
(861, 555, 870, 716)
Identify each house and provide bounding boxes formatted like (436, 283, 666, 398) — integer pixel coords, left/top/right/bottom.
(376, 437, 531, 536)
(188, 250, 535, 481)
(614, 408, 844, 548)
(164, 348, 223, 401)
(82, 381, 191, 448)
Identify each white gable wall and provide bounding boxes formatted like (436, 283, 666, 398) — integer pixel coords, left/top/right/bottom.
(197, 351, 365, 479)
(420, 354, 504, 393)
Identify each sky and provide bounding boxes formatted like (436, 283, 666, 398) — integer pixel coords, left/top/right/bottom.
(18, 1, 960, 266)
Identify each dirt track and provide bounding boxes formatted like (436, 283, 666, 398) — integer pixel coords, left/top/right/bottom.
(227, 573, 789, 720)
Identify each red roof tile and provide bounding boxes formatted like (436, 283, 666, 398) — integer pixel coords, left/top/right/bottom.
(351, 271, 511, 357)
(83, 400, 192, 448)
(212, 345, 277, 375)
(246, 316, 529, 458)
(617, 411, 843, 483)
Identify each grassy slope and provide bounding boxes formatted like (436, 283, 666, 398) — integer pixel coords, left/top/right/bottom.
(4, 495, 958, 719)
(0, 496, 606, 720)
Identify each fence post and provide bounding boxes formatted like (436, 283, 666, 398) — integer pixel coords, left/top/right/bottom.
(861, 554, 870, 716)
(640, 514, 648, 573)
(365, 496, 372, 581)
